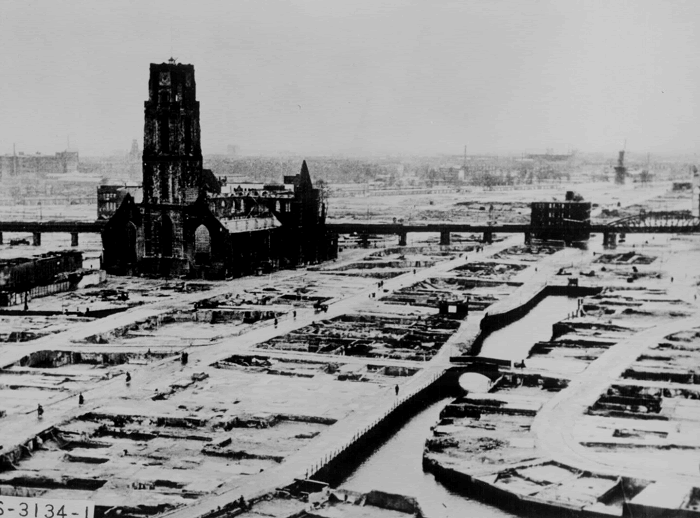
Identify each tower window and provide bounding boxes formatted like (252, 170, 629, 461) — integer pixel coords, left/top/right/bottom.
(160, 216, 173, 257)
(185, 117, 192, 155)
(160, 165, 170, 201)
(159, 116, 169, 153)
(194, 224, 211, 264)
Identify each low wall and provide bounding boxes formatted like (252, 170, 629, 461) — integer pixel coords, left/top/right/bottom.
(0, 280, 72, 307)
(0, 307, 127, 319)
(306, 369, 459, 487)
(424, 458, 597, 518)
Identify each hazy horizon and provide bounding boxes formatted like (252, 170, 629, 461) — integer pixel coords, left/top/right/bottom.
(1, 0, 698, 158)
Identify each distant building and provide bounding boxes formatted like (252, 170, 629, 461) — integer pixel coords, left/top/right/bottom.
(128, 139, 140, 161)
(672, 182, 693, 191)
(614, 151, 627, 185)
(0, 150, 79, 180)
(525, 152, 574, 162)
(102, 61, 336, 279)
(530, 191, 591, 243)
(97, 182, 143, 220)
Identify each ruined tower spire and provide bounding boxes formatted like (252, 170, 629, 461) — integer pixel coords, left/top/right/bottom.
(142, 62, 203, 205)
(141, 61, 204, 263)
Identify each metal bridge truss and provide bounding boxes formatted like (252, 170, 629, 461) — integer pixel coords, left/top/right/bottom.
(606, 211, 700, 234)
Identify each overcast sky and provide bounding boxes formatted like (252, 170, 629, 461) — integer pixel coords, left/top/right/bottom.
(0, 0, 697, 157)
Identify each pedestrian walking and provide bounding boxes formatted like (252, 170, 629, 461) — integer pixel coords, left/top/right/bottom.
(37, 404, 44, 418)
(125, 372, 131, 383)
(78, 393, 84, 406)
(395, 384, 399, 396)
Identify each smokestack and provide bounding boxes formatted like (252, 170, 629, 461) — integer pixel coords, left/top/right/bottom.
(692, 165, 699, 217)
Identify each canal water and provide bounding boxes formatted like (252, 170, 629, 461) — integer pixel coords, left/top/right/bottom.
(339, 295, 581, 516)
(478, 295, 580, 361)
(340, 397, 518, 518)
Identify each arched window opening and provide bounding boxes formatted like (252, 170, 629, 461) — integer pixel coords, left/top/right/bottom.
(194, 225, 211, 264)
(126, 222, 138, 265)
(160, 164, 170, 201)
(159, 115, 169, 153)
(184, 117, 192, 155)
(160, 216, 173, 257)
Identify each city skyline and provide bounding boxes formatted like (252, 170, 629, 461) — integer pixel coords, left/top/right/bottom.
(1, 0, 698, 157)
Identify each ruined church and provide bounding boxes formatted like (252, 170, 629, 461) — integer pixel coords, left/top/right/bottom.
(102, 62, 337, 279)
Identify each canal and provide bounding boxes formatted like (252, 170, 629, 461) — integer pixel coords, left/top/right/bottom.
(478, 295, 580, 360)
(340, 397, 519, 518)
(338, 295, 580, 517)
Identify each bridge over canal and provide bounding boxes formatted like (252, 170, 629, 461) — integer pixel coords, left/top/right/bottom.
(0, 211, 697, 248)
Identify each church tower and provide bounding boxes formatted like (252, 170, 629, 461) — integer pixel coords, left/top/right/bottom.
(141, 61, 203, 272)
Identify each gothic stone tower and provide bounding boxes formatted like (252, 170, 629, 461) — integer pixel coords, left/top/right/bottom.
(141, 62, 203, 275)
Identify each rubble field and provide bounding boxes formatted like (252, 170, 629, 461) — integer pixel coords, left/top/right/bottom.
(256, 314, 461, 362)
